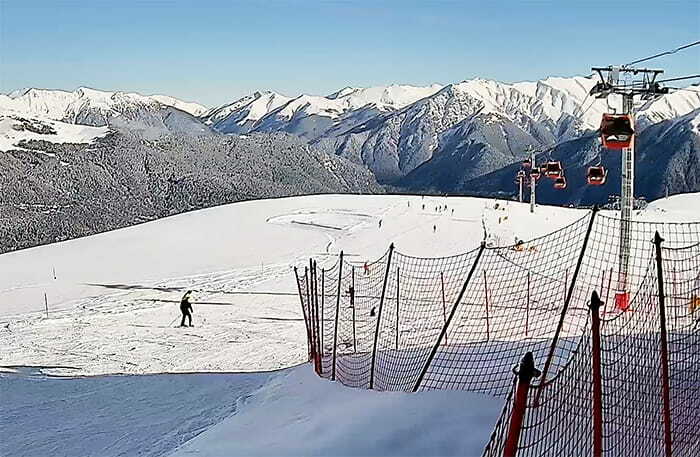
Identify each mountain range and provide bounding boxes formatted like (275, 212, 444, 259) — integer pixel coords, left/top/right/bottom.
(197, 77, 700, 187)
(2, 76, 700, 251)
(0, 87, 380, 253)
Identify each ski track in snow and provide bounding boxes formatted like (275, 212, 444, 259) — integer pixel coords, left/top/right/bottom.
(2, 193, 697, 377)
(2, 262, 304, 376)
(1, 193, 698, 457)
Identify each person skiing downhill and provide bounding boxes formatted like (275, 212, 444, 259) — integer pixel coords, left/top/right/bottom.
(180, 290, 194, 327)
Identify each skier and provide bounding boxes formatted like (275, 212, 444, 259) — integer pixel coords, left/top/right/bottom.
(378, 219, 382, 228)
(363, 262, 369, 275)
(514, 239, 525, 252)
(180, 290, 194, 327)
(433, 224, 436, 233)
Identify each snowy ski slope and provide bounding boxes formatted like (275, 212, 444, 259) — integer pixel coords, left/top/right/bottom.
(1, 194, 590, 375)
(1, 194, 698, 376)
(1, 193, 698, 457)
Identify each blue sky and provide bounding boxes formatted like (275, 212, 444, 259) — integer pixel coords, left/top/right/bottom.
(1, 0, 698, 106)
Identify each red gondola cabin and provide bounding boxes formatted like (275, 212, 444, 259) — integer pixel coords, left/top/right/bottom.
(544, 161, 563, 178)
(587, 166, 607, 186)
(600, 114, 634, 149)
(554, 176, 567, 189)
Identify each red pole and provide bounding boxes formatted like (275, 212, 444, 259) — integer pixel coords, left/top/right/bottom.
(590, 291, 604, 457)
(503, 352, 541, 457)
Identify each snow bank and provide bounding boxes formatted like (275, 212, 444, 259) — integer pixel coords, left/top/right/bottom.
(0, 364, 502, 457)
(171, 365, 502, 457)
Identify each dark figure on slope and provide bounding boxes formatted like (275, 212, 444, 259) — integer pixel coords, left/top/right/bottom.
(180, 290, 194, 327)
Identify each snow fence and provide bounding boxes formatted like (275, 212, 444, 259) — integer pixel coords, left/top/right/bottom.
(295, 208, 700, 456)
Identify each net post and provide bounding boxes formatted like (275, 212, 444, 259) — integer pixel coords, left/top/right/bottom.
(440, 272, 448, 345)
(331, 251, 344, 381)
(369, 243, 395, 390)
(536, 206, 598, 405)
(305, 265, 314, 364)
(313, 260, 322, 374)
(484, 270, 491, 341)
(653, 231, 673, 457)
(351, 266, 356, 353)
(412, 242, 486, 392)
(503, 352, 541, 457)
(294, 266, 312, 362)
(309, 259, 319, 374)
(321, 267, 325, 371)
(395, 266, 400, 351)
(589, 291, 604, 457)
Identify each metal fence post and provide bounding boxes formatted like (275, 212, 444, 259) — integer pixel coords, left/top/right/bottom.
(294, 266, 312, 362)
(413, 242, 486, 392)
(308, 259, 319, 373)
(654, 232, 673, 457)
(484, 270, 491, 341)
(351, 266, 356, 353)
(440, 272, 448, 345)
(503, 352, 541, 457)
(369, 243, 395, 390)
(332, 251, 344, 381)
(313, 260, 322, 374)
(590, 291, 604, 457)
(321, 268, 325, 362)
(537, 206, 598, 404)
(396, 266, 400, 351)
(305, 266, 317, 364)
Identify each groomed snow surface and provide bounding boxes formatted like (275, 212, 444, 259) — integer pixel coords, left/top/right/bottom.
(2, 193, 698, 457)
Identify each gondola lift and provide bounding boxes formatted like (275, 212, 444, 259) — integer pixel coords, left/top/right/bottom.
(600, 114, 634, 149)
(586, 166, 607, 186)
(544, 161, 563, 178)
(553, 176, 567, 189)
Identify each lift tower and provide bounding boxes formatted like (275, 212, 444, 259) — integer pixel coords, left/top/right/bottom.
(589, 66, 667, 302)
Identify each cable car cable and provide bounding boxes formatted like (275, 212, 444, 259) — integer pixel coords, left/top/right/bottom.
(655, 74, 700, 84)
(624, 40, 700, 67)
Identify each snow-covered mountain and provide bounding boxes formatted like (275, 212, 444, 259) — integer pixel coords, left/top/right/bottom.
(202, 84, 443, 139)
(0, 87, 210, 150)
(320, 78, 700, 182)
(200, 91, 293, 134)
(0, 87, 207, 124)
(149, 94, 207, 116)
(449, 107, 700, 206)
(5, 79, 700, 193)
